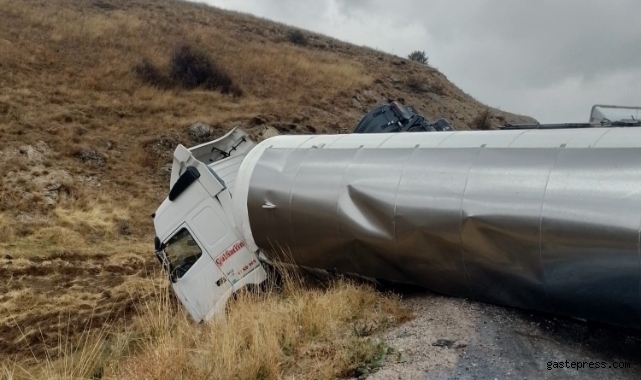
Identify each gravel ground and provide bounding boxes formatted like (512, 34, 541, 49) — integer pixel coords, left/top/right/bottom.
(367, 289, 641, 380)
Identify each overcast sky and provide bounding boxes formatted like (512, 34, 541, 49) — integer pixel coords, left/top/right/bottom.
(197, 0, 641, 123)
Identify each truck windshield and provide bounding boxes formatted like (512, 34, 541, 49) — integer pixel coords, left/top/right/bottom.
(164, 228, 202, 279)
(591, 106, 641, 123)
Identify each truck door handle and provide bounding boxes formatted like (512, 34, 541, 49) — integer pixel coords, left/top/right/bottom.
(262, 202, 276, 209)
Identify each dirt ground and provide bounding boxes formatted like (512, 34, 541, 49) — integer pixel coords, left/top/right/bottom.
(368, 289, 641, 380)
(0, 254, 158, 361)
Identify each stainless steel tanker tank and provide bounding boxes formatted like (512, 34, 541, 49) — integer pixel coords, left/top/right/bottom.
(231, 128, 641, 328)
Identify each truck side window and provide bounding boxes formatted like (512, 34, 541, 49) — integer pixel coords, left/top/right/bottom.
(164, 228, 202, 280)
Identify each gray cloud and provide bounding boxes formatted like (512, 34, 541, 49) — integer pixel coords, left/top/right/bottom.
(198, 0, 641, 122)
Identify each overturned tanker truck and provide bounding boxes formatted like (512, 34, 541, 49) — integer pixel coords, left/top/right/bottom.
(153, 102, 641, 329)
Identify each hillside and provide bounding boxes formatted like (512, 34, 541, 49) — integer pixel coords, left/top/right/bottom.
(0, 0, 534, 377)
(0, 0, 535, 249)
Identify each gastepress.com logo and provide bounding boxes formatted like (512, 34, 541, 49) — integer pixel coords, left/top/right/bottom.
(547, 360, 631, 370)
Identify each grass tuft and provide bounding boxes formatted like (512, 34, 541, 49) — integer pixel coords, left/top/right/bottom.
(133, 58, 170, 89)
(472, 108, 494, 130)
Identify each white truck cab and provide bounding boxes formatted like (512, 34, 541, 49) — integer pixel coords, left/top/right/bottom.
(152, 128, 266, 322)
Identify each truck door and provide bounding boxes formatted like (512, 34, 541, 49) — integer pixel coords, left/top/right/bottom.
(160, 163, 240, 322)
(163, 222, 232, 322)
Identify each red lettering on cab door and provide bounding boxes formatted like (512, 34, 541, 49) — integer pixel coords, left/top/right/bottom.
(215, 241, 245, 266)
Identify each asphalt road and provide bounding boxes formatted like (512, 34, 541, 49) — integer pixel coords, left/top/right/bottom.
(367, 289, 641, 380)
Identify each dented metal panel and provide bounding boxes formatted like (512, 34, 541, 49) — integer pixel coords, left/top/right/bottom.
(394, 148, 478, 297)
(460, 148, 559, 313)
(290, 149, 357, 272)
(245, 128, 641, 328)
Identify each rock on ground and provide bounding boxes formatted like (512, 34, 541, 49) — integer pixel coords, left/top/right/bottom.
(187, 122, 214, 143)
(261, 126, 280, 140)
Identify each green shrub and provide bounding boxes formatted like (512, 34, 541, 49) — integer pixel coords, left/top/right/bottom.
(134, 44, 242, 96)
(287, 30, 307, 46)
(408, 50, 428, 65)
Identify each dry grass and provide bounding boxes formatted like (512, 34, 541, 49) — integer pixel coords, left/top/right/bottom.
(0, 0, 370, 99)
(0, 213, 16, 244)
(54, 200, 130, 237)
(0, 197, 138, 256)
(0, 253, 157, 363)
(2, 270, 411, 380)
